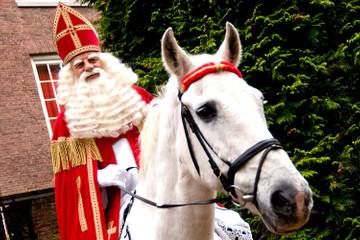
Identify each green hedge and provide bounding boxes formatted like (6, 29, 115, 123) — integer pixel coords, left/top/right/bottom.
(84, 0, 360, 239)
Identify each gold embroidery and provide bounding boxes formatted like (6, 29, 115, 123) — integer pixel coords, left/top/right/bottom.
(76, 176, 88, 232)
(107, 221, 117, 240)
(61, 7, 82, 49)
(63, 45, 101, 64)
(215, 64, 223, 72)
(56, 3, 95, 32)
(52, 6, 62, 47)
(87, 148, 104, 240)
(56, 24, 92, 41)
(52, 3, 101, 64)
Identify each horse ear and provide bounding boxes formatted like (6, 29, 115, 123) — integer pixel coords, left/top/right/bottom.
(161, 27, 193, 80)
(216, 22, 242, 66)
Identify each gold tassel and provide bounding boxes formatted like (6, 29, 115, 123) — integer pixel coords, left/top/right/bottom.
(59, 138, 70, 170)
(69, 139, 85, 167)
(87, 139, 102, 162)
(51, 142, 61, 173)
(51, 138, 102, 174)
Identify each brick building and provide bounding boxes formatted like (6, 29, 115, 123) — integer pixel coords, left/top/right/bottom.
(0, 1, 98, 239)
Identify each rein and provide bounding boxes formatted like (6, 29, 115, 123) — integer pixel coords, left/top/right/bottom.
(120, 186, 231, 209)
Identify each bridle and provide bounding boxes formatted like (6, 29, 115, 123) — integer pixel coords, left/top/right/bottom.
(120, 61, 284, 239)
(180, 103, 282, 206)
(178, 61, 283, 207)
(121, 61, 283, 214)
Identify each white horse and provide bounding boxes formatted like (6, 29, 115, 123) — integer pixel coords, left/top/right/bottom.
(123, 22, 313, 240)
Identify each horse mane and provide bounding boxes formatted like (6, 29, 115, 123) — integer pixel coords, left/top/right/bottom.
(139, 98, 161, 179)
(139, 77, 180, 179)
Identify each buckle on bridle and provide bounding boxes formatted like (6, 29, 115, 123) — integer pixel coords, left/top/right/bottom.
(228, 185, 254, 209)
(242, 194, 255, 202)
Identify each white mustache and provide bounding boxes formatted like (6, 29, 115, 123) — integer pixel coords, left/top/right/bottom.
(79, 68, 102, 82)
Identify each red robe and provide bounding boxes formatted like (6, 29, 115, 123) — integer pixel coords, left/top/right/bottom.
(51, 86, 153, 240)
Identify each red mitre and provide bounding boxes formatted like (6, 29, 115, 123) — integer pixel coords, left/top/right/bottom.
(53, 3, 101, 64)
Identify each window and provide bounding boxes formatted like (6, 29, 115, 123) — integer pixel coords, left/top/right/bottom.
(31, 55, 63, 138)
(15, 0, 85, 7)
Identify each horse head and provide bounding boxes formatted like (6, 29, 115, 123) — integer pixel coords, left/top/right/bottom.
(161, 22, 313, 234)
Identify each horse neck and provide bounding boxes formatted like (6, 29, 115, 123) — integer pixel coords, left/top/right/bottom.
(135, 80, 215, 239)
(140, 93, 215, 202)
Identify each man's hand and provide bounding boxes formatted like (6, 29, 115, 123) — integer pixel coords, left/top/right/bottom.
(97, 164, 129, 189)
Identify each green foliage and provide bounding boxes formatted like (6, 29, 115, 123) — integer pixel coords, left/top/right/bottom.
(84, 0, 359, 239)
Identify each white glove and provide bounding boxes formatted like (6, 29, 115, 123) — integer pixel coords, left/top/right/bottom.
(97, 164, 129, 189)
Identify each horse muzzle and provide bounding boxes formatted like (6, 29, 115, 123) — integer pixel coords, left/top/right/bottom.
(259, 181, 313, 234)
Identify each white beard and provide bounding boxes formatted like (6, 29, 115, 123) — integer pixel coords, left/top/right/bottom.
(57, 53, 148, 139)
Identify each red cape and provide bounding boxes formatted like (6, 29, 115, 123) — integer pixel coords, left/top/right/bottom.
(51, 86, 153, 240)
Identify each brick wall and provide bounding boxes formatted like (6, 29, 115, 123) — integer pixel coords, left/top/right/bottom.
(0, 0, 98, 197)
(0, 193, 59, 239)
(32, 195, 59, 240)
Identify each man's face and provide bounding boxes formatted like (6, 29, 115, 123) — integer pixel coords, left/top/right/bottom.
(70, 51, 103, 81)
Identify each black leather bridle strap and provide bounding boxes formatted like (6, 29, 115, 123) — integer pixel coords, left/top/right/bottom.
(178, 92, 284, 207)
(120, 187, 231, 209)
(233, 143, 282, 205)
(180, 103, 230, 190)
(227, 138, 282, 187)
(181, 107, 201, 175)
(251, 144, 282, 204)
(181, 105, 231, 166)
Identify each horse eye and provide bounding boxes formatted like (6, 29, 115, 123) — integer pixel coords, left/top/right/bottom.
(196, 101, 217, 122)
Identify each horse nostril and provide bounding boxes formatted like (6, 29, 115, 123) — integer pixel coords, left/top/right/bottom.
(271, 189, 296, 217)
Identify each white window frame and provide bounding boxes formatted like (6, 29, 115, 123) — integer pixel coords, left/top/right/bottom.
(16, 0, 87, 7)
(31, 55, 63, 138)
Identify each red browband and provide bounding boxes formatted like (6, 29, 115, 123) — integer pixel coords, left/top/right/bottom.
(180, 61, 243, 92)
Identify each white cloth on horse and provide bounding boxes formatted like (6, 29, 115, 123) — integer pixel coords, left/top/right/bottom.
(214, 205, 253, 240)
(120, 204, 254, 240)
